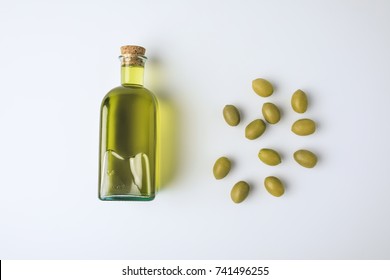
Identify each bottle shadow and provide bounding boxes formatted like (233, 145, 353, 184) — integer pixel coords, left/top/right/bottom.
(148, 56, 180, 190)
(156, 94, 180, 190)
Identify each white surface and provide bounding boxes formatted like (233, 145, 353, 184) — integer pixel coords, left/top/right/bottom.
(1, 0, 390, 259)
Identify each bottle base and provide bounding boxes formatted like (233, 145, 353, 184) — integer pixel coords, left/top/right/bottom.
(99, 194, 155, 201)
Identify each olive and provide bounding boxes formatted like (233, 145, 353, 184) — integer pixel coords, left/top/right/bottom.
(231, 181, 250, 203)
(223, 105, 240, 126)
(264, 176, 285, 197)
(213, 156, 231, 179)
(252, 78, 273, 97)
(258, 148, 282, 166)
(291, 119, 316, 136)
(293, 149, 317, 168)
(291, 89, 308, 113)
(262, 102, 281, 124)
(245, 119, 266, 140)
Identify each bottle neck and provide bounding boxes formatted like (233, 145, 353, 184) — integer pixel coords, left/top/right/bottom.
(121, 65, 144, 87)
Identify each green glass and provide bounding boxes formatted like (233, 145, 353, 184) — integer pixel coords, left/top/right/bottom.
(99, 56, 158, 201)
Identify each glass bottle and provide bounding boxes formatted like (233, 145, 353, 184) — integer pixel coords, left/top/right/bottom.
(99, 45, 158, 201)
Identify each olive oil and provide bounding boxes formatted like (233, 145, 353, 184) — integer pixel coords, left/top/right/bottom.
(99, 46, 158, 201)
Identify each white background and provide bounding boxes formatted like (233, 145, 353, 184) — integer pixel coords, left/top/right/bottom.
(1, 0, 390, 259)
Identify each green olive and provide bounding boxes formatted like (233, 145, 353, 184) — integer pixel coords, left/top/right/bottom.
(291, 119, 316, 136)
(252, 78, 274, 97)
(262, 102, 281, 124)
(223, 105, 240, 126)
(291, 89, 308, 113)
(258, 148, 281, 166)
(293, 149, 317, 168)
(264, 176, 285, 197)
(213, 156, 231, 179)
(230, 181, 250, 203)
(245, 119, 266, 140)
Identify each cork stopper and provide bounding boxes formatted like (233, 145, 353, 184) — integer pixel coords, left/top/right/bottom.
(121, 45, 145, 56)
(120, 45, 146, 66)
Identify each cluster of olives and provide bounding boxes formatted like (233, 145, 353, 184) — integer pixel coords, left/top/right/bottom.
(213, 78, 318, 203)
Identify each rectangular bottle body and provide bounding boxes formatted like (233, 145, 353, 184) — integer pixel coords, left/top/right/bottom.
(99, 86, 157, 201)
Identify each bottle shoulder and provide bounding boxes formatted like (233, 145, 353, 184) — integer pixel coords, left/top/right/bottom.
(103, 86, 153, 98)
(101, 86, 157, 105)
